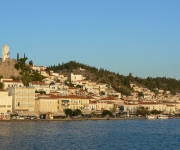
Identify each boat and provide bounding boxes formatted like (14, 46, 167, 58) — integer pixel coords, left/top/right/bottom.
(146, 115, 156, 119)
(157, 115, 168, 119)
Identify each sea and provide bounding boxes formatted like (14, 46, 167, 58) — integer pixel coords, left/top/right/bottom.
(0, 119, 180, 150)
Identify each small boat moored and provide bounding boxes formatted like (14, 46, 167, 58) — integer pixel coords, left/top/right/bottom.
(157, 115, 168, 119)
(146, 115, 156, 119)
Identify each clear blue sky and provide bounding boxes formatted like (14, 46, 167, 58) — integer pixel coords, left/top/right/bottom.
(0, 0, 180, 79)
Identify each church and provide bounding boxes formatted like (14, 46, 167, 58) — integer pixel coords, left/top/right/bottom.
(0, 44, 10, 63)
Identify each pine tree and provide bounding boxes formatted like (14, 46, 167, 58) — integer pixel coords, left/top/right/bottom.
(17, 53, 19, 61)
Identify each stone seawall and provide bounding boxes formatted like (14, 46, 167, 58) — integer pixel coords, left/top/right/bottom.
(0, 59, 20, 78)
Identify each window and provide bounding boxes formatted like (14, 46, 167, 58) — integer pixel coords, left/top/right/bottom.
(18, 102, 20, 106)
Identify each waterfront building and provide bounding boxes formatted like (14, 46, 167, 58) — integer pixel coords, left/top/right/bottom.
(10, 86, 37, 116)
(0, 90, 12, 113)
(96, 101, 114, 111)
(35, 95, 64, 119)
(100, 96, 121, 105)
(35, 95, 90, 118)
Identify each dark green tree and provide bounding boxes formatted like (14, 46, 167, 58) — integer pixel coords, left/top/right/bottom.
(0, 83, 4, 89)
(14, 55, 32, 86)
(17, 53, 19, 61)
(29, 60, 33, 66)
(73, 109, 82, 116)
(151, 109, 162, 114)
(102, 110, 112, 117)
(138, 92, 144, 97)
(65, 109, 73, 117)
(100, 91, 105, 95)
(136, 107, 150, 116)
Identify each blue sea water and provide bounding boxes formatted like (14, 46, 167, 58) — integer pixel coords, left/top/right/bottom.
(0, 119, 180, 150)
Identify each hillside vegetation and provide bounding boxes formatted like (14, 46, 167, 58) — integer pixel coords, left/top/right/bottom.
(48, 61, 180, 95)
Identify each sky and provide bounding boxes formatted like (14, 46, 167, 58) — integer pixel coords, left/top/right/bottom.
(0, 0, 180, 79)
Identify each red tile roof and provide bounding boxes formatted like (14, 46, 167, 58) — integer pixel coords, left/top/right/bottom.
(100, 96, 117, 100)
(2, 80, 21, 83)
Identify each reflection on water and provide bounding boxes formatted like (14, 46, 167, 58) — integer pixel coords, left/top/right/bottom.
(0, 119, 180, 150)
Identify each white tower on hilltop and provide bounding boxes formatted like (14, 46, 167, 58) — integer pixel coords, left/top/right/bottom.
(2, 44, 10, 62)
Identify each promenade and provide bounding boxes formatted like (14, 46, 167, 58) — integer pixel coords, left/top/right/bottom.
(1, 116, 179, 122)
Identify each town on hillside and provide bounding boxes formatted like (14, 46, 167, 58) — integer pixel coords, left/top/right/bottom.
(0, 44, 180, 120)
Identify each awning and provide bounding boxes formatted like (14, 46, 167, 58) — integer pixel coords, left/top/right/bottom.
(93, 111, 102, 114)
(53, 112, 66, 116)
(82, 111, 92, 115)
(174, 112, 180, 114)
(163, 111, 169, 115)
(61, 100, 70, 103)
(18, 112, 39, 117)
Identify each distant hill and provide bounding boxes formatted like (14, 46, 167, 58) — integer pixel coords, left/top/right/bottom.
(0, 59, 20, 79)
(48, 61, 180, 95)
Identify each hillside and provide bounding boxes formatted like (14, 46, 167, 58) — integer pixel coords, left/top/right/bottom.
(48, 61, 180, 95)
(0, 59, 21, 79)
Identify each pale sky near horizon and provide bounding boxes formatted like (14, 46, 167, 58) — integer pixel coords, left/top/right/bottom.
(0, 0, 180, 79)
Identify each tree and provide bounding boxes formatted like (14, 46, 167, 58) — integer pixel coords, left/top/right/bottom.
(29, 60, 33, 66)
(129, 73, 132, 77)
(138, 92, 144, 97)
(31, 70, 45, 81)
(151, 109, 162, 114)
(136, 107, 150, 116)
(111, 106, 118, 117)
(102, 110, 112, 117)
(17, 53, 19, 61)
(10, 75, 20, 81)
(14, 56, 32, 86)
(73, 109, 82, 116)
(65, 109, 72, 117)
(100, 91, 105, 95)
(50, 82, 55, 85)
(0, 83, 4, 89)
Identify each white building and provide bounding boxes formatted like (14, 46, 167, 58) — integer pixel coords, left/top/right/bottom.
(71, 73, 86, 82)
(1, 79, 23, 90)
(31, 65, 46, 72)
(29, 81, 50, 94)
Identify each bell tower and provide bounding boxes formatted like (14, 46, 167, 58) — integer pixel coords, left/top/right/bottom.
(2, 44, 10, 62)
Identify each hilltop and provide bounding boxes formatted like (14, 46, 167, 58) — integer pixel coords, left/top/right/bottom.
(47, 61, 180, 96)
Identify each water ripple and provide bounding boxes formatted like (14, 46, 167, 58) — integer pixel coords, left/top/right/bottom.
(0, 119, 180, 150)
